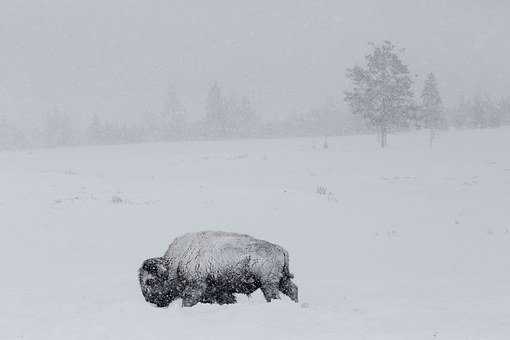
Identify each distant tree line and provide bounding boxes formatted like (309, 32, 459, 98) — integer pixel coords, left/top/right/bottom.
(1, 42, 510, 150)
(0, 83, 365, 150)
(448, 95, 510, 130)
(344, 41, 510, 147)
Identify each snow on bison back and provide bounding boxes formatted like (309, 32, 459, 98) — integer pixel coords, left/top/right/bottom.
(138, 231, 299, 307)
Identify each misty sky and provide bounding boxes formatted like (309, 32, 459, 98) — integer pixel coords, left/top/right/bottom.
(1, 0, 509, 126)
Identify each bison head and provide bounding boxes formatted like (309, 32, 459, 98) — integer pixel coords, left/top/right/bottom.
(138, 257, 179, 307)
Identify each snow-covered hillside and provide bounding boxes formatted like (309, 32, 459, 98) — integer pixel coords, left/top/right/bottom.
(2, 128, 510, 339)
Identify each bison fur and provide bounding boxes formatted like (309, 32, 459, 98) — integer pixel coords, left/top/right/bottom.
(138, 231, 298, 307)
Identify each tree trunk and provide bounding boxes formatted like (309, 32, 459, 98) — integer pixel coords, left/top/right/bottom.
(429, 128, 435, 148)
(379, 125, 387, 148)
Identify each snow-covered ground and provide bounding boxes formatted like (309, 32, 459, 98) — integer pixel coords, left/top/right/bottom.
(1, 128, 510, 339)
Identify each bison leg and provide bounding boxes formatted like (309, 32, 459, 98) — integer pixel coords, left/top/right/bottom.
(279, 277, 299, 302)
(182, 284, 206, 307)
(261, 282, 281, 302)
(215, 291, 237, 305)
(200, 293, 216, 304)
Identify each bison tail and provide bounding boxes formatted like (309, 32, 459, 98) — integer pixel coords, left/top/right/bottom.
(282, 250, 294, 279)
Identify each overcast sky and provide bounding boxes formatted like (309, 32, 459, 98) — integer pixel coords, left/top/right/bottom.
(1, 0, 509, 125)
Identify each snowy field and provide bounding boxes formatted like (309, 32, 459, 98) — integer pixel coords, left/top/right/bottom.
(1, 128, 510, 340)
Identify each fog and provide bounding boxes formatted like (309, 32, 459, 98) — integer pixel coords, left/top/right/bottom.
(1, 0, 509, 129)
(3, 2, 510, 338)
(0, 0, 510, 148)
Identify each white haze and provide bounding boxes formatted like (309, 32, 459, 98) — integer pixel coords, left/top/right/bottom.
(2, 2, 510, 339)
(1, 0, 509, 127)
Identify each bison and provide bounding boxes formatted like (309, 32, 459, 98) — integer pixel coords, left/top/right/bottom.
(138, 231, 299, 307)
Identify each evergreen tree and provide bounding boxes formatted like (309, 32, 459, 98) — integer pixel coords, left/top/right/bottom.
(44, 107, 74, 147)
(345, 41, 415, 148)
(498, 98, 510, 125)
(205, 83, 258, 138)
(162, 86, 187, 139)
(0, 115, 27, 150)
(420, 73, 443, 146)
(238, 96, 258, 136)
(467, 95, 501, 129)
(206, 82, 227, 137)
(87, 114, 104, 144)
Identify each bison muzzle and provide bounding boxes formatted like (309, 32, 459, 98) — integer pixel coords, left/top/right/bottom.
(138, 231, 299, 307)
